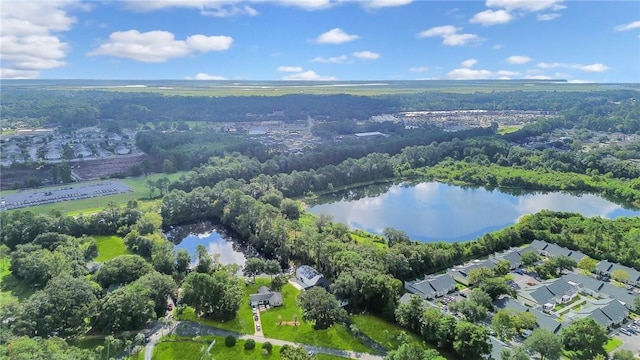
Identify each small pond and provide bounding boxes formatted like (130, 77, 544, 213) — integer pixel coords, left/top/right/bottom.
(165, 222, 253, 267)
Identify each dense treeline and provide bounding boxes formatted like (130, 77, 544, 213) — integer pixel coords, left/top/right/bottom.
(3, 88, 638, 133)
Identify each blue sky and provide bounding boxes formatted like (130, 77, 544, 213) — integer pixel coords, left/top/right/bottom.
(1, 0, 639, 82)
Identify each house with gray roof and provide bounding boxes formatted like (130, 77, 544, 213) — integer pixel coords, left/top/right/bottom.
(518, 278, 578, 309)
(560, 273, 638, 310)
(486, 336, 512, 360)
(494, 297, 563, 333)
(567, 250, 588, 263)
(491, 246, 537, 269)
(595, 260, 640, 286)
(543, 243, 573, 258)
(565, 298, 628, 330)
(447, 259, 496, 286)
(295, 265, 327, 290)
(404, 274, 456, 300)
(249, 286, 283, 307)
(530, 240, 550, 253)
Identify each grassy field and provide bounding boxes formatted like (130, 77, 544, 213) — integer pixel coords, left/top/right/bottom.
(259, 283, 372, 353)
(0, 256, 34, 303)
(603, 337, 623, 352)
(350, 314, 425, 351)
(498, 125, 522, 134)
(176, 278, 261, 334)
(148, 335, 348, 360)
(94, 235, 131, 262)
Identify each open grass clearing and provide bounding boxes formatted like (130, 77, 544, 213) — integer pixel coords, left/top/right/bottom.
(351, 314, 426, 351)
(175, 278, 263, 334)
(604, 337, 623, 352)
(0, 257, 34, 302)
(94, 235, 130, 262)
(153, 335, 280, 360)
(259, 283, 372, 353)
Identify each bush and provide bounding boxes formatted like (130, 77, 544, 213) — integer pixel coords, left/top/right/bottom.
(244, 339, 256, 350)
(262, 341, 273, 354)
(225, 335, 236, 347)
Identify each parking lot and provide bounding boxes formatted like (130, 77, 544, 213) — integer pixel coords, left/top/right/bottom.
(614, 321, 640, 356)
(0, 181, 132, 210)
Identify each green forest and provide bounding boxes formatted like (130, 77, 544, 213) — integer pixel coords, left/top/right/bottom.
(1, 85, 640, 360)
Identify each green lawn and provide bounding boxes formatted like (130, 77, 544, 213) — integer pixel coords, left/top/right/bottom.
(259, 283, 372, 353)
(0, 257, 34, 302)
(153, 335, 281, 360)
(350, 314, 425, 351)
(94, 235, 131, 262)
(176, 278, 263, 334)
(151, 335, 349, 360)
(604, 337, 622, 352)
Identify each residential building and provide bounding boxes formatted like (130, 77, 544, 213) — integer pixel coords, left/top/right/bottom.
(404, 274, 456, 300)
(565, 298, 629, 330)
(249, 286, 283, 307)
(494, 297, 563, 334)
(295, 265, 327, 289)
(447, 259, 496, 286)
(595, 260, 640, 286)
(518, 278, 578, 309)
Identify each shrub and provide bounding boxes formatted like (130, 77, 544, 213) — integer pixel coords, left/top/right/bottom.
(225, 335, 236, 347)
(244, 339, 256, 350)
(262, 341, 273, 354)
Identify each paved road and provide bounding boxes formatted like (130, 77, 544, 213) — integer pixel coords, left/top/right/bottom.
(174, 321, 385, 360)
(144, 321, 177, 360)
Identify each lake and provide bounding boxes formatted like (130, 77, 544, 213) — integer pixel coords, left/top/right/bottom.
(307, 182, 640, 242)
(165, 222, 251, 267)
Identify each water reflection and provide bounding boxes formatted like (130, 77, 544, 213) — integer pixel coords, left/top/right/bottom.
(165, 222, 251, 267)
(308, 182, 640, 243)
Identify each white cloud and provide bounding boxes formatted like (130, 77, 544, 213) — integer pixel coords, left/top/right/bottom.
(536, 62, 610, 72)
(579, 63, 610, 72)
(446, 68, 494, 80)
(88, 30, 233, 62)
(507, 55, 532, 64)
(470, 9, 514, 26)
(417, 25, 480, 46)
(316, 28, 359, 44)
(486, 0, 565, 12)
(362, 0, 413, 8)
(537, 13, 561, 21)
(567, 79, 593, 84)
(278, 66, 304, 72)
(273, 0, 333, 10)
(417, 25, 458, 37)
(352, 51, 380, 60)
(409, 66, 429, 72)
(461, 59, 477, 68)
(124, 1, 260, 16)
(614, 20, 640, 32)
(185, 73, 227, 80)
(537, 62, 565, 69)
(310, 55, 351, 64)
(282, 70, 336, 81)
(0, 1, 81, 79)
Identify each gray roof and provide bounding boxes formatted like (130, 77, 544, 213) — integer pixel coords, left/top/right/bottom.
(600, 283, 637, 309)
(494, 297, 528, 313)
(493, 297, 562, 333)
(399, 293, 415, 305)
(601, 299, 629, 324)
(588, 309, 614, 329)
(487, 336, 510, 360)
(567, 250, 587, 263)
(405, 274, 456, 299)
(530, 240, 550, 252)
(561, 273, 604, 292)
(544, 243, 573, 257)
(609, 263, 640, 282)
(522, 278, 576, 306)
(449, 259, 496, 279)
(596, 260, 614, 274)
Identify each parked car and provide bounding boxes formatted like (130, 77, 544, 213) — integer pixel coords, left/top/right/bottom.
(620, 328, 631, 336)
